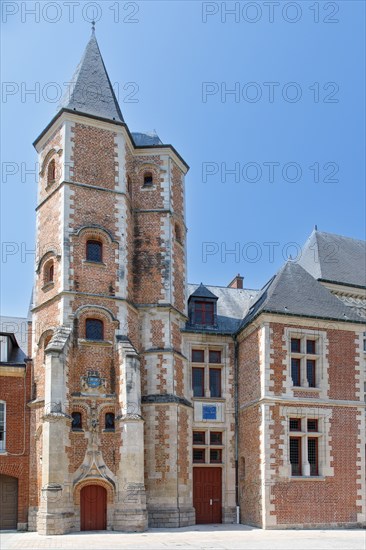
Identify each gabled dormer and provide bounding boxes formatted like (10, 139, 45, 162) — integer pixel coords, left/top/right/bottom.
(187, 284, 218, 328)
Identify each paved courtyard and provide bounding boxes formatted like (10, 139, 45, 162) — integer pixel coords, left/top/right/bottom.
(0, 525, 365, 550)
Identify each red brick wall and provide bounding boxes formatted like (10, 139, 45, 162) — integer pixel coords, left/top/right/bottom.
(0, 364, 31, 525)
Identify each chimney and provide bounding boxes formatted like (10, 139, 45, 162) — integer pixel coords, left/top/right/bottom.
(228, 274, 244, 289)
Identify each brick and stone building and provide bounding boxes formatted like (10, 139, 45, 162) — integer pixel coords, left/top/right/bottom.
(0, 30, 365, 533)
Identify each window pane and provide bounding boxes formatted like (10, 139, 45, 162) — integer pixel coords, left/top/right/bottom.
(86, 240, 102, 262)
(194, 301, 214, 325)
(105, 413, 115, 430)
(86, 319, 104, 340)
(306, 360, 316, 387)
(209, 350, 221, 363)
(306, 339, 316, 354)
(193, 449, 205, 463)
(290, 437, 301, 476)
(144, 173, 153, 186)
(209, 368, 221, 398)
(291, 358, 301, 386)
(307, 419, 318, 432)
(308, 438, 318, 476)
(193, 431, 205, 444)
(192, 349, 204, 363)
(192, 367, 204, 397)
(289, 418, 301, 431)
(72, 412, 82, 430)
(291, 338, 301, 353)
(210, 432, 222, 445)
(210, 449, 222, 463)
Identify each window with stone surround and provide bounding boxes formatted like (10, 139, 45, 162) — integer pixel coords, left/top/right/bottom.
(0, 402, 5, 451)
(43, 259, 54, 287)
(143, 172, 153, 187)
(289, 334, 320, 388)
(288, 416, 322, 477)
(191, 348, 223, 398)
(105, 413, 115, 431)
(86, 240, 103, 263)
(85, 318, 104, 341)
(71, 412, 82, 430)
(192, 430, 223, 464)
(47, 159, 56, 186)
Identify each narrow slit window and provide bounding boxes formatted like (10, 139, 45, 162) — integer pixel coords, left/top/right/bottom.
(105, 413, 115, 430)
(71, 412, 82, 430)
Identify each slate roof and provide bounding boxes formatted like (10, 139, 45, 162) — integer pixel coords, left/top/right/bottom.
(132, 132, 163, 146)
(189, 283, 219, 300)
(186, 284, 258, 334)
(0, 315, 29, 363)
(58, 31, 124, 122)
(298, 230, 366, 288)
(240, 262, 364, 330)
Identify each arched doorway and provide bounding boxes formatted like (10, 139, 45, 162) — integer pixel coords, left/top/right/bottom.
(0, 474, 18, 530)
(80, 485, 107, 531)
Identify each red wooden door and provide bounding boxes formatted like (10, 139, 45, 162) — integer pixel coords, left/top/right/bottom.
(193, 467, 222, 524)
(80, 485, 107, 531)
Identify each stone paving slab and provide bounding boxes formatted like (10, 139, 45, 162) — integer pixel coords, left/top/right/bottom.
(0, 525, 365, 550)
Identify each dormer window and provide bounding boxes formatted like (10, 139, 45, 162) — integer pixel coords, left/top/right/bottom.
(188, 284, 218, 328)
(194, 301, 214, 325)
(143, 172, 153, 187)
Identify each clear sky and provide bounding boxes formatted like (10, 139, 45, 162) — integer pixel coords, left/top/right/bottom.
(1, 0, 365, 317)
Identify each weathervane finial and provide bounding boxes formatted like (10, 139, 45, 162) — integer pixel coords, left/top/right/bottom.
(91, 20, 96, 34)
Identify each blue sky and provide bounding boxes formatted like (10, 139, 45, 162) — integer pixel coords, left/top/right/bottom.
(1, 0, 365, 317)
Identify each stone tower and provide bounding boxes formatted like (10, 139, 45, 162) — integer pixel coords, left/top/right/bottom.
(29, 29, 191, 534)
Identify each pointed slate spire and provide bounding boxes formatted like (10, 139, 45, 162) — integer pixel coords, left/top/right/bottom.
(58, 30, 124, 122)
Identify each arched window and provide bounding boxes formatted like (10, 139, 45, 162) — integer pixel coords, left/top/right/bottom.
(43, 260, 54, 285)
(175, 223, 182, 244)
(143, 172, 153, 187)
(47, 159, 56, 185)
(86, 240, 103, 263)
(85, 318, 104, 341)
(105, 413, 115, 431)
(0, 401, 6, 451)
(71, 412, 82, 430)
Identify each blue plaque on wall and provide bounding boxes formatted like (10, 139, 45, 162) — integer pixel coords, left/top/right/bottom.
(203, 405, 217, 420)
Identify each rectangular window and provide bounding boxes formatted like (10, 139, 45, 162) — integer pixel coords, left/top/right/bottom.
(193, 449, 205, 463)
(307, 419, 318, 432)
(192, 367, 204, 397)
(306, 339, 316, 354)
(306, 359, 316, 387)
(210, 432, 222, 445)
(209, 368, 221, 398)
(289, 437, 302, 476)
(291, 358, 301, 386)
(289, 418, 301, 432)
(209, 350, 221, 364)
(291, 338, 301, 353)
(210, 449, 222, 463)
(192, 349, 204, 363)
(0, 403, 5, 451)
(193, 431, 205, 445)
(195, 301, 214, 325)
(308, 438, 318, 476)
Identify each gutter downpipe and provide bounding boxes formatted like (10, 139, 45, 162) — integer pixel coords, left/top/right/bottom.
(234, 336, 240, 524)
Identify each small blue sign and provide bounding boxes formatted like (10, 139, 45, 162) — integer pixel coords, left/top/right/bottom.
(203, 405, 217, 420)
